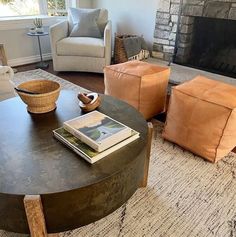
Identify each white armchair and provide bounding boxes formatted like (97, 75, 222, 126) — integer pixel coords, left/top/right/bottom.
(49, 9, 112, 73)
(0, 66, 15, 101)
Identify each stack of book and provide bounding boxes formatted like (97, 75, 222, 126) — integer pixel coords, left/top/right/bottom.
(53, 111, 140, 164)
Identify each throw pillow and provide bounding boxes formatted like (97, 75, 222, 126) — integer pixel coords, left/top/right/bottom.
(68, 8, 102, 38)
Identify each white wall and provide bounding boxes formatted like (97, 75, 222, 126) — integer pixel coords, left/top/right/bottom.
(78, 0, 93, 8)
(92, 0, 158, 49)
(0, 24, 53, 66)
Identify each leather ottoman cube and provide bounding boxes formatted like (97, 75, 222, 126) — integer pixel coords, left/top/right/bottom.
(162, 76, 236, 163)
(104, 60, 170, 119)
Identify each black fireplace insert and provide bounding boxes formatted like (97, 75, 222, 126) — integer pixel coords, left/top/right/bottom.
(174, 17, 236, 78)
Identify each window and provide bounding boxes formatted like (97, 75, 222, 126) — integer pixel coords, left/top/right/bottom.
(47, 0, 67, 16)
(0, 0, 40, 16)
(0, 0, 68, 17)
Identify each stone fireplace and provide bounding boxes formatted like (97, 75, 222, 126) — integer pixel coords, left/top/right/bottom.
(153, 0, 236, 77)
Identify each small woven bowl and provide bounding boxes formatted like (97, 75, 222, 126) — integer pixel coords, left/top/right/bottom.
(16, 80, 61, 114)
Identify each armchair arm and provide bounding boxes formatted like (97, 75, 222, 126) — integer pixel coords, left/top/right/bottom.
(49, 21, 68, 56)
(104, 20, 112, 66)
(0, 66, 14, 80)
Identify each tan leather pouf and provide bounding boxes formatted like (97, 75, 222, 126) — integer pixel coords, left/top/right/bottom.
(104, 60, 170, 119)
(162, 76, 236, 163)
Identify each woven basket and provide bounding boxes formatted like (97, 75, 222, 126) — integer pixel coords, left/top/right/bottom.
(114, 34, 150, 64)
(16, 80, 61, 114)
(114, 34, 136, 64)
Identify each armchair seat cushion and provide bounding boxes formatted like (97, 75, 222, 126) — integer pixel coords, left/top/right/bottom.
(56, 37, 105, 58)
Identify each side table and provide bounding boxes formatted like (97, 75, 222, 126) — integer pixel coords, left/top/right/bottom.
(27, 32, 49, 69)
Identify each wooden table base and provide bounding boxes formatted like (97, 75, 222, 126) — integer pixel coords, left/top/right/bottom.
(24, 195, 59, 237)
(140, 122, 153, 188)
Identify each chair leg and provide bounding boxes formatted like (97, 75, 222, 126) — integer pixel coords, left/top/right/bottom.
(0, 44, 8, 66)
(140, 122, 153, 188)
(24, 195, 59, 237)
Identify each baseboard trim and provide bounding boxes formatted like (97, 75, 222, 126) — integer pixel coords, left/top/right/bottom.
(8, 53, 52, 67)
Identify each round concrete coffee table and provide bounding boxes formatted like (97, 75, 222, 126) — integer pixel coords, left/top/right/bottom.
(0, 90, 150, 235)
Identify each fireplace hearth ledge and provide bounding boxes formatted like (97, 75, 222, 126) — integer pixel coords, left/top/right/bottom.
(145, 58, 236, 86)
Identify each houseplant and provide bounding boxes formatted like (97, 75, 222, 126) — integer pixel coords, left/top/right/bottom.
(34, 18, 43, 33)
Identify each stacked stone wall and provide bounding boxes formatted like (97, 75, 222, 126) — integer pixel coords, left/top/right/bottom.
(153, 0, 236, 62)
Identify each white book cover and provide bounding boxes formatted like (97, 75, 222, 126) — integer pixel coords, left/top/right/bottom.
(63, 111, 132, 152)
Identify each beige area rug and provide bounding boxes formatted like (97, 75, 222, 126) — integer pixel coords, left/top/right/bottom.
(11, 69, 89, 94)
(1, 69, 236, 237)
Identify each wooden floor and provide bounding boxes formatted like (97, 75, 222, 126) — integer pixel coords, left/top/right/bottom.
(15, 60, 105, 94)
